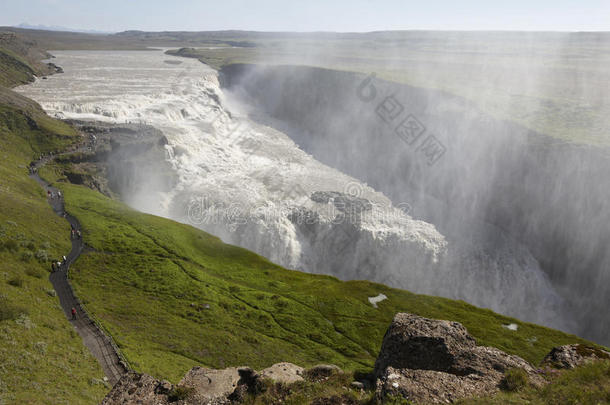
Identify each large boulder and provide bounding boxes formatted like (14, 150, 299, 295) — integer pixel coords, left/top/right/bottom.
(540, 344, 610, 369)
(101, 372, 175, 405)
(377, 367, 501, 404)
(373, 312, 476, 376)
(179, 366, 243, 404)
(374, 313, 544, 403)
(260, 362, 305, 384)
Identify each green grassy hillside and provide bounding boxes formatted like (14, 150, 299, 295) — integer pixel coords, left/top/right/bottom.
(0, 105, 107, 404)
(31, 163, 598, 384)
(0, 31, 57, 88)
(0, 47, 37, 87)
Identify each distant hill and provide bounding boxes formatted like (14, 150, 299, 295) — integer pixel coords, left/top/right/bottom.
(15, 23, 114, 34)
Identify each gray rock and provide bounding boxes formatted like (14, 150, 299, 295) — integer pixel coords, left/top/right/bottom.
(373, 312, 477, 377)
(377, 366, 501, 404)
(350, 381, 365, 390)
(304, 364, 344, 382)
(374, 313, 545, 403)
(103, 366, 267, 405)
(310, 191, 372, 214)
(102, 372, 175, 404)
(540, 344, 610, 369)
(180, 366, 242, 404)
(260, 362, 305, 384)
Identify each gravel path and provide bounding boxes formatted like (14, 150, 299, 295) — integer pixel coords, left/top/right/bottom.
(29, 155, 128, 386)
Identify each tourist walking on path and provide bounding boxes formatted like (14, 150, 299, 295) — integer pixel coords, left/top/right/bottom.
(29, 148, 128, 384)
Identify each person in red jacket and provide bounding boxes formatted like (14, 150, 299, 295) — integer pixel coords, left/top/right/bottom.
(71, 307, 77, 320)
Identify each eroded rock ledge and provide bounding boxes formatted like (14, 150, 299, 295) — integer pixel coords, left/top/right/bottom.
(101, 313, 608, 404)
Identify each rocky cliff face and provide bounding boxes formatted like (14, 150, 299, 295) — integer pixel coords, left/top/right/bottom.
(219, 64, 610, 344)
(58, 120, 176, 201)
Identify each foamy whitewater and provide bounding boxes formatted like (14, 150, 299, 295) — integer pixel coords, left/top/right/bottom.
(17, 50, 576, 332)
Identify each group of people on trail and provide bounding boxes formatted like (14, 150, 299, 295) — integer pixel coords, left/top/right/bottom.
(51, 255, 68, 272)
(71, 227, 81, 240)
(47, 189, 62, 200)
(34, 154, 79, 324)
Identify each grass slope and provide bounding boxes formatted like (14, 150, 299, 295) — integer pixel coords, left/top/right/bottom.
(0, 105, 107, 404)
(0, 31, 57, 88)
(459, 360, 610, 405)
(0, 47, 36, 87)
(39, 170, 600, 384)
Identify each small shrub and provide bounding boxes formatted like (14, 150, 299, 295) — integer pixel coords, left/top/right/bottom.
(89, 377, 111, 388)
(34, 341, 47, 355)
(382, 394, 414, 404)
(15, 314, 35, 329)
(0, 299, 27, 321)
(311, 393, 360, 405)
(25, 241, 36, 251)
(25, 267, 43, 278)
(34, 249, 49, 263)
(40, 241, 51, 249)
(274, 299, 288, 309)
(20, 251, 34, 262)
(168, 385, 194, 402)
(1, 239, 19, 253)
(7, 276, 24, 287)
(574, 344, 610, 360)
(501, 368, 529, 392)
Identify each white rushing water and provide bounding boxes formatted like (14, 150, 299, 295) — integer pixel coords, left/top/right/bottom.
(16, 50, 575, 333)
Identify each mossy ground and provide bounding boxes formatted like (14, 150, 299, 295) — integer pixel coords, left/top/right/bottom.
(0, 105, 107, 404)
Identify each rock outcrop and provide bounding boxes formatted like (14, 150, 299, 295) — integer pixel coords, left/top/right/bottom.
(374, 313, 545, 403)
(102, 313, 606, 404)
(179, 366, 244, 404)
(540, 344, 610, 369)
(103, 363, 310, 404)
(260, 362, 304, 384)
(101, 373, 175, 405)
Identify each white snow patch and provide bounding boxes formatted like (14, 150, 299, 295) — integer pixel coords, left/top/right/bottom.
(503, 323, 519, 331)
(368, 293, 388, 308)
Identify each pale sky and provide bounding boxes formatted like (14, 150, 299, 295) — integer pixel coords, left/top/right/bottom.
(1, 0, 609, 33)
